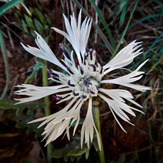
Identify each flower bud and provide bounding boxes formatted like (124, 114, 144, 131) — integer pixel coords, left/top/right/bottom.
(15, 1, 51, 38)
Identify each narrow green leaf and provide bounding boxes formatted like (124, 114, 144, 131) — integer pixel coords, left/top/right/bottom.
(117, 13, 163, 40)
(117, 156, 125, 163)
(51, 139, 89, 159)
(120, 0, 127, 25)
(89, 0, 116, 49)
(0, 30, 9, 99)
(0, 0, 23, 16)
(0, 133, 19, 138)
(19, 158, 34, 163)
(0, 99, 17, 109)
(148, 54, 163, 73)
(20, 19, 29, 33)
(145, 33, 163, 58)
(0, 99, 43, 110)
(132, 32, 163, 69)
(112, 0, 139, 57)
(28, 6, 35, 15)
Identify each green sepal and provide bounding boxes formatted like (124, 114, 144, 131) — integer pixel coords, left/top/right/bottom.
(34, 18, 44, 33)
(24, 14, 35, 29)
(34, 8, 45, 24)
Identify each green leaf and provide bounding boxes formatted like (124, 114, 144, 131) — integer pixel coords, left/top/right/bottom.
(28, 6, 35, 15)
(148, 54, 163, 73)
(111, 156, 125, 163)
(44, 13, 51, 27)
(19, 158, 34, 163)
(132, 32, 163, 69)
(117, 13, 163, 40)
(0, 99, 17, 109)
(117, 156, 125, 163)
(0, 133, 19, 138)
(0, 0, 23, 16)
(120, 0, 128, 25)
(25, 59, 43, 84)
(51, 139, 90, 160)
(0, 99, 44, 110)
(112, 0, 139, 58)
(0, 29, 9, 99)
(89, 0, 116, 49)
(7, 100, 44, 134)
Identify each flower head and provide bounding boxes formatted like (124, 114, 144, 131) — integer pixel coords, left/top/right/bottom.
(15, 10, 151, 150)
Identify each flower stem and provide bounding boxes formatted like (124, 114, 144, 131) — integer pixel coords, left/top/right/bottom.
(42, 61, 51, 163)
(42, 62, 50, 115)
(93, 101, 105, 163)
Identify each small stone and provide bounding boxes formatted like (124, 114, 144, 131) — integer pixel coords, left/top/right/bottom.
(19, 67, 25, 73)
(21, 74, 26, 80)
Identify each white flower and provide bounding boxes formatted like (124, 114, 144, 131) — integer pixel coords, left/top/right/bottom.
(15, 10, 151, 150)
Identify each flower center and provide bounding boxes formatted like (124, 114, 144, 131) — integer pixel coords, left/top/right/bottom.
(79, 77, 99, 96)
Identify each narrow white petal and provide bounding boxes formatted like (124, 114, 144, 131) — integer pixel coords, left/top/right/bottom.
(99, 88, 144, 117)
(14, 84, 70, 104)
(99, 88, 142, 115)
(44, 98, 82, 144)
(63, 14, 74, 40)
(21, 32, 68, 73)
(56, 94, 73, 104)
(51, 27, 69, 39)
(99, 93, 127, 133)
(52, 11, 92, 62)
(110, 107, 127, 133)
(73, 99, 84, 135)
(29, 97, 83, 146)
(103, 41, 143, 73)
(78, 9, 82, 29)
(34, 98, 77, 127)
(101, 60, 151, 92)
(81, 98, 101, 150)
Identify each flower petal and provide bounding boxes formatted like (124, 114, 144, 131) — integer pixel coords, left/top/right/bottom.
(81, 98, 101, 150)
(101, 60, 151, 92)
(28, 97, 83, 146)
(103, 41, 143, 74)
(52, 9, 92, 62)
(14, 84, 70, 104)
(99, 93, 134, 132)
(21, 32, 69, 73)
(29, 97, 78, 125)
(99, 88, 144, 114)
